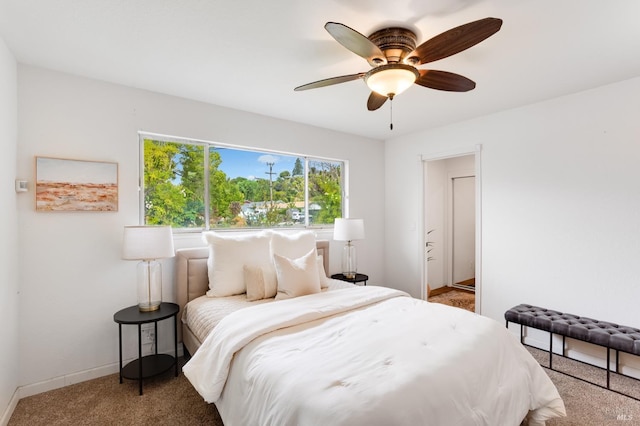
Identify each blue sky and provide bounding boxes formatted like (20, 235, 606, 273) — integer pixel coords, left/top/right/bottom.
(216, 148, 299, 180)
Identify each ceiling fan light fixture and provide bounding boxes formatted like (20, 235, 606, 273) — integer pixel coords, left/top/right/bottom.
(365, 64, 419, 98)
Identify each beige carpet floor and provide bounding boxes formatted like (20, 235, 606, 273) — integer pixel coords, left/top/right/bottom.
(9, 348, 640, 425)
(428, 288, 475, 312)
(528, 346, 640, 425)
(8, 358, 222, 426)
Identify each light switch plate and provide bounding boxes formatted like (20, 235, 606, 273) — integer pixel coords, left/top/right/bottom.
(15, 180, 28, 192)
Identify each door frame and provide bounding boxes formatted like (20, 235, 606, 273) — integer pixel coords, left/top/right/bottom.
(420, 145, 482, 313)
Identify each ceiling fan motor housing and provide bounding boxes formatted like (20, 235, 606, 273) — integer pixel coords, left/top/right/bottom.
(368, 27, 417, 63)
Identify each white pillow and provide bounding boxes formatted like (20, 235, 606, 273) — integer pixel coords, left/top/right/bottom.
(203, 231, 272, 297)
(271, 230, 316, 259)
(244, 265, 278, 301)
(274, 248, 320, 300)
(317, 255, 330, 289)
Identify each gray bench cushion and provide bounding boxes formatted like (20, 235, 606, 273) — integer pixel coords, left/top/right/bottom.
(505, 304, 640, 356)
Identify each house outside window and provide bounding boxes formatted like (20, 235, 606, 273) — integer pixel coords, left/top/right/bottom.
(140, 133, 345, 231)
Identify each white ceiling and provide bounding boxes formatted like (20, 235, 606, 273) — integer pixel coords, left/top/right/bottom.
(1, 0, 639, 141)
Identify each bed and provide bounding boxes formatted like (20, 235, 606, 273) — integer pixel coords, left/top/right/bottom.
(178, 231, 566, 425)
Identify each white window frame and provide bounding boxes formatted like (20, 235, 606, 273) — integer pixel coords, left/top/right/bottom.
(138, 131, 348, 232)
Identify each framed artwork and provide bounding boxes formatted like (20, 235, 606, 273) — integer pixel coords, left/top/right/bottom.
(35, 157, 119, 212)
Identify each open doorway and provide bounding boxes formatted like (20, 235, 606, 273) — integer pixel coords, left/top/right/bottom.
(423, 153, 478, 313)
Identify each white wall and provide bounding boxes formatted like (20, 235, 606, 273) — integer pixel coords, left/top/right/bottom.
(385, 76, 640, 331)
(16, 65, 384, 391)
(0, 36, 19, 423)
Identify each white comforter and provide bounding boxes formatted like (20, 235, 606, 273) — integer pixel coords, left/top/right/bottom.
(183, 286, 565, 426)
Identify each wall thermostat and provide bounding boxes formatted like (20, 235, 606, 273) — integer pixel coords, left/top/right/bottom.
(15, 180, 28, 193)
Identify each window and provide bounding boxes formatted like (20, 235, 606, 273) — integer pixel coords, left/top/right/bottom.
(140, 134, 345, 230)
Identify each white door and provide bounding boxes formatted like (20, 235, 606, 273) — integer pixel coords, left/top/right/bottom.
(452, 176, 475, 285)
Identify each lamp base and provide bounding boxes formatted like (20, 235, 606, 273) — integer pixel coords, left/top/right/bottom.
(138, 302, 161, 312)
(341, 242, 357, 281)
(137, 260, 163, 313)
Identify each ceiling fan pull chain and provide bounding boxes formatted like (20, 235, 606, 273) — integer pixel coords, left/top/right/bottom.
(390, 97, 393, 130)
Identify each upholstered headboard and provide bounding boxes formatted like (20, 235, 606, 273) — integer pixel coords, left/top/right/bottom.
(175, 240, 330, 345)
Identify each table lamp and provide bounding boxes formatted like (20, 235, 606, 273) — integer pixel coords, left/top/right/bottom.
(333, 218, 365, 279)
(122, 225, 175, 312)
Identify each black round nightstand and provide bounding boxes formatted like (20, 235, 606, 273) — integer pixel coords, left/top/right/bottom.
(113, 302, 179, 395)
(331, 273, 368, 286)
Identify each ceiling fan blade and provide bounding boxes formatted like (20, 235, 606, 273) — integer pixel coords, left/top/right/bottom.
(415, 70, 476, 92)
(325, 22, 387, 66)
(367, 92, 388, 111)
(294, 73, 365, 91)
(409, 17, 502, 65)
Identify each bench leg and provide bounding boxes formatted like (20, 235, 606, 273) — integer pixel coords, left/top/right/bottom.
(607, 349, 611, 389)
(549, 332, 553, 370)
(505, 321, 526, 346)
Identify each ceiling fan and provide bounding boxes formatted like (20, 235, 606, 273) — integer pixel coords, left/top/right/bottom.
(294, 17, 503, 114)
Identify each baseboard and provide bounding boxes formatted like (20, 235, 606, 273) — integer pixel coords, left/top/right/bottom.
(507, 325, 640, 379)
(17, 345, 184, 399)
(0, 388, 20, 426)
(18, 363, 120, 399)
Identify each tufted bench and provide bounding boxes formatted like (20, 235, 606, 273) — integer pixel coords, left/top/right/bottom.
(505, 304, 640, 397)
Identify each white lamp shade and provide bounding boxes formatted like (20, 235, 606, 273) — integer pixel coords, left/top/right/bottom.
(122, 226, 175, 260)
(333, 218, 365, 241)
